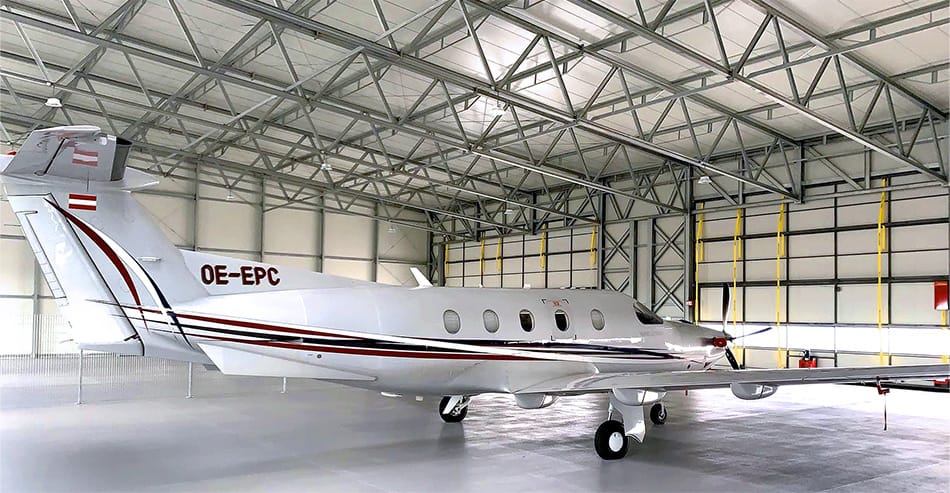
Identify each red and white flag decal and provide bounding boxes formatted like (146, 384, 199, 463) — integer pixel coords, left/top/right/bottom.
(67, 194, 97, 211)
(72, 149, 98, 167)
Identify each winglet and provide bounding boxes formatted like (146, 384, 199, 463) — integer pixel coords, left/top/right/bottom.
(410, 267, 432, 288)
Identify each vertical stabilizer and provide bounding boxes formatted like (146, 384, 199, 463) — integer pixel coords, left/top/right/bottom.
(1, 126, 208, 361)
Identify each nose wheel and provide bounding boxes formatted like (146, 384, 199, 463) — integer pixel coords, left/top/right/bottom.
(439, 395, 470, 423)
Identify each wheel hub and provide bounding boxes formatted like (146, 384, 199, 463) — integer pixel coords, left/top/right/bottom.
(608, 431, 624, 452)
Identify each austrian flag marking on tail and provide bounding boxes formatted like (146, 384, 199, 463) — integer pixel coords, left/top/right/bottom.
(67, 193, 97, 211)
(72, 149, 98, 167)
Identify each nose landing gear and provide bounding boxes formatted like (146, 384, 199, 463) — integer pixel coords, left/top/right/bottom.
(439, 395, 470, 423)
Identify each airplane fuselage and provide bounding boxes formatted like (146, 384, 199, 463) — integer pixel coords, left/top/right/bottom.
(156, 286, 729, 396)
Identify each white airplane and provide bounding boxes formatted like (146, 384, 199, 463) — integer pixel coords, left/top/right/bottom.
(2, 126, 946, 460)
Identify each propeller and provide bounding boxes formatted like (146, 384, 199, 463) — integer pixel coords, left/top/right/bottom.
(718, 283, 741, 369)
(715, 283, 774, 370)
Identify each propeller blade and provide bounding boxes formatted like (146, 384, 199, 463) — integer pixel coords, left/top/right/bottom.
(731, 326, 774, 340)
(724, 347, 741, 370)
(720, 282, 731, 334)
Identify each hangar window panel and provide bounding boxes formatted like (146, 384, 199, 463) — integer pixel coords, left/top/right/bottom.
(739, 324, 777, 347)
(889, 328, 947, 356)
(519, 310, 534, 332)
(554, 310, 569, 331)
(836, 326, 884, 353)
(443, 310, 461, 334)
(502, 274, 523, 288)
(591, 309, 605, 330)
(479, 276, 501, 288)
(547, 271, 571, 288)
(483, 310, 499, 333)
(786, 325, 835, 351)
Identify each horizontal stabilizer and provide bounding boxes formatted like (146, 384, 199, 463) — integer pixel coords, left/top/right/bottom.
(79, 341, 143, 356)
(198, 341, 376, 381)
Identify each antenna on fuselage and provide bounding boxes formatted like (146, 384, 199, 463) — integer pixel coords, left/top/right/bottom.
(409, 267, 432, 288)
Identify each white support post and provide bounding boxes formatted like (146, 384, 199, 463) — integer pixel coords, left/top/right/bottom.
(281, 377, 287, 394)
(76, 349, 84, 405)
(186, 362, 193, 398)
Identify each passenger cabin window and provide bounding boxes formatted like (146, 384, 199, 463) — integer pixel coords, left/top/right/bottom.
(590, 309, 605, 330)
(483, 309, 499, 333)
(443, 310, 461, 334)
(554, 310, 569, 331)
(633, 301, 664, 324)
(519, 310, 534, 332)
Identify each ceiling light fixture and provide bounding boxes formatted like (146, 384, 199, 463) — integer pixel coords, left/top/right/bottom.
(320, 162, 332, 172)
(698, 176, 712, 184)
(488, 103, 506, 117)
(387, 224, 397, 234)
(45, 97, 62, 108)
(504, 207, 516, 215)
(225, 188, 236, 201)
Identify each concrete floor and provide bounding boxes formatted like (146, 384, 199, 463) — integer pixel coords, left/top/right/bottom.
(1, 375, 948, 493)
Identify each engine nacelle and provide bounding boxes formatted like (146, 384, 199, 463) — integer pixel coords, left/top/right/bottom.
(513, 393, 559, 409)
(730, 383, 778, 400)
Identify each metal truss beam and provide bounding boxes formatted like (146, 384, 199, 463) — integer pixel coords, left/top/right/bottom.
(3, 1, 681, 221)
(0, 111, 490, 238)
(569, 0, 948, 185)
(323, 0, 798, 200)
(0, 8, 592, 225)
(746, 0, 947, 120)
(2, 0, 945, 234)
(0, 91, 520, 235)
(581, 2, 948, 120)
(203, 0, 789, 202)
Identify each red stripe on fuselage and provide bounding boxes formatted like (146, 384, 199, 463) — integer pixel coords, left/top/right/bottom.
(194, 333, 532, 361)
(49, 201, 150, 334)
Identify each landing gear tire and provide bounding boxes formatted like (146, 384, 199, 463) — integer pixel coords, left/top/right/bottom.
(594, 420, 628, 460)
(439, 396, 468, 423)
(649, 403, 667, 425)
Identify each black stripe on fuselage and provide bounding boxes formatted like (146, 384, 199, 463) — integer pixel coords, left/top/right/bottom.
(123, 311, 680, 360)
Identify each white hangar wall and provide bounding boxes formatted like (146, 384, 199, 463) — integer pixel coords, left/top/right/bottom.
(696, 179, 949, 369)
(0, 168, 429, 357)
(441, 135, 949, 369)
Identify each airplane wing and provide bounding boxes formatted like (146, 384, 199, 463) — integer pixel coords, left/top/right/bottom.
(515, 364, 949, 395)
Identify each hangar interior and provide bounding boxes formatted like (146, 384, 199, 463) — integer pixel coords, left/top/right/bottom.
(0, 0, 948, 490)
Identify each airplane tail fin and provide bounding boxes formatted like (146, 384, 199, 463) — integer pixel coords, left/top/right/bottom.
(1, 126, 207, 361)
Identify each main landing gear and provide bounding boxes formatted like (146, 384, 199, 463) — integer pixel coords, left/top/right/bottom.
(594, 420, 627, 460)
(649, 402, 667, 425)
(594, 390, 668, 460)
(439, 395, 470, 423)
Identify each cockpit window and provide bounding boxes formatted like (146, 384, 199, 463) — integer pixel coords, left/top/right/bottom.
(633, 301, 664, 325)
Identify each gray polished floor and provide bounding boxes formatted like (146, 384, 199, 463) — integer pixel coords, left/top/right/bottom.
(1, 371, 948, 492)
